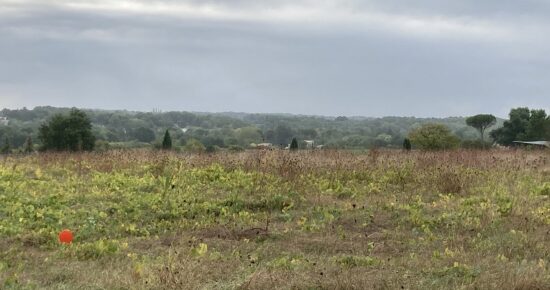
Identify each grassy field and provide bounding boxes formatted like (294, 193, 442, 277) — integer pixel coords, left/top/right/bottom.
(0, 149, 549, 289)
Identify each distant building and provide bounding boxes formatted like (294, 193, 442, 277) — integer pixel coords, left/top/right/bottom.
(255, 143, 274, 150)
(513, 141, 550, 148)
(0, 117, 8, 126)
(304, 140, 315, 149)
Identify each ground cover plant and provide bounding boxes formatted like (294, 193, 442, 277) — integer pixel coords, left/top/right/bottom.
(0, 149, 549, 289)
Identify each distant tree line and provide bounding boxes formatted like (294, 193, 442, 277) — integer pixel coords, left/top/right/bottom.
(405, 108, 550, 150)
(0, 106, 549, 153)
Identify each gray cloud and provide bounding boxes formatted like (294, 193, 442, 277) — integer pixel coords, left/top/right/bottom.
(0, 0, 549, 117)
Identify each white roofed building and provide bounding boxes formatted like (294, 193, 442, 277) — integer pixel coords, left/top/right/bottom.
(304, 140, 315, 149)
(512, 141, 550, 148)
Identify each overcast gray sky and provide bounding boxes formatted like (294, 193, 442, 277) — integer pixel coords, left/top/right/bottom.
(1, 0, 549, 117)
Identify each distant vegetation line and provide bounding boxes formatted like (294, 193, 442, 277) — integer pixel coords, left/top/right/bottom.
(0, 106, 547, 152)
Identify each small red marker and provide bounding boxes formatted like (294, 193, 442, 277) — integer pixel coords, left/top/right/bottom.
(59, 229, 73, 244)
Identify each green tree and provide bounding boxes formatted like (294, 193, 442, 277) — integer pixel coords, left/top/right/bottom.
(465, 114, 496, 145)
(205, 145, 218, 153)
(38, 108, 96, 151)
(264, 129, 275, 143)
(94, 140, 111, 152)
(132, 127, 156, 143)
(290, 137, 298, 150)
(184, 138, 205, 153)
(491, 108, 550, 145)
(408, 123, 460, 150)
(299, 128, 318, 140)
(24, 136, 33, 153)
(200, 136, 225, 148)
(374, 133, 392, 148)
(524, 109, 548, 140)
(274, 124, 293, 146)
(236, 126, 263, 146)
(162, 129, 172, 150)
(403, 138, 411, 151)
(1, 137, 10, 154)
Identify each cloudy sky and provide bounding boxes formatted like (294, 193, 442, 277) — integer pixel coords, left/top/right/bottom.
(1, 0, 549, 117)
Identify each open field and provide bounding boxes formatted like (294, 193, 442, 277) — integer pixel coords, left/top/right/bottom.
(0, 149, 549, 289)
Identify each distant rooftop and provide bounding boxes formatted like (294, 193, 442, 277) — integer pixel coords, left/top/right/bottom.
(513, 141, 550, 148)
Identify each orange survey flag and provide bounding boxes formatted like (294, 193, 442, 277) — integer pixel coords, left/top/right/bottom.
(58, 229, 73, 244)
